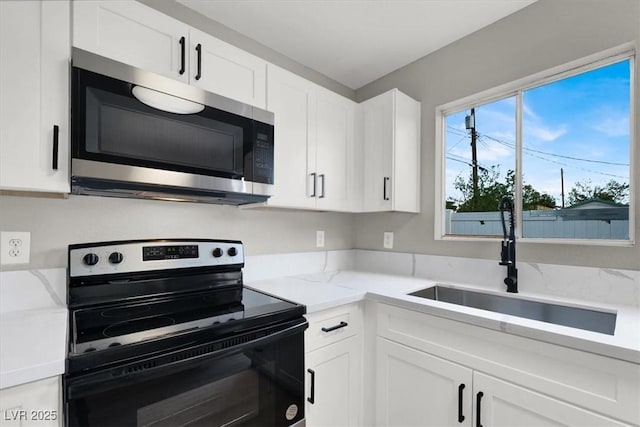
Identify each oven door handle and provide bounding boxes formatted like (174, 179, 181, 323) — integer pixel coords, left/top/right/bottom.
(66, 319, 308, 400)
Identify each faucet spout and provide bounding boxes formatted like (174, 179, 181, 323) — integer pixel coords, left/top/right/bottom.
(498, 196, 518, 293)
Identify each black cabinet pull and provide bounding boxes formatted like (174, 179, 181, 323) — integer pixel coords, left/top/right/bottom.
(321, 321, 348, 332)
(52, 125, 59, 170)
(179, 36, 186, 75)
(458, 383, 465, 423)
(310, 173, 317, 197)
(383, 176, 390, 200)
(319, 174, 325, 198)
(195, 43, 202, 80)
(307, 368, 315, 404)
(476, 391, 484, 427)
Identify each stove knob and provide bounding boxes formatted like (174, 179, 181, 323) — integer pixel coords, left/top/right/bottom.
(212, 248, 223, 258)
(83, 253, 99, 266)
(109, 252, 124, 264)
(227, 247, 238, 257)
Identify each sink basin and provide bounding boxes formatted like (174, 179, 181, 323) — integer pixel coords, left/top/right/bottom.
(409, 286, 616, 335)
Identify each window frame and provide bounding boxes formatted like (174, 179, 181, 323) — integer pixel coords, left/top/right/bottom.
(434, 43, 636, 246)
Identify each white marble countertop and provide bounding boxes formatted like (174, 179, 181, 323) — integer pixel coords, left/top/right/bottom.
(0, 269, 68, 389)
(247, 270, 640, 364)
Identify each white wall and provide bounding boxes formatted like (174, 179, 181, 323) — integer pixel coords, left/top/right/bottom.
(0, 195, 354, 270)
(355, 0, 640, 270)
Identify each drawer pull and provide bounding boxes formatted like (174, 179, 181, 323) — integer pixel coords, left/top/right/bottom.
(307, 368, 315, 404)
(458, 383, 465, 423)
(476, 391, 484, 427)
(321, 321, 348, 333)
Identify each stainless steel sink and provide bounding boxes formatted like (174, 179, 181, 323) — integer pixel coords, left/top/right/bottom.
(409, 286, 616, 335)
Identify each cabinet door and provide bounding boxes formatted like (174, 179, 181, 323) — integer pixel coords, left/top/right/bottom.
(376, 338, 473, 427)
(189, 28, 266, 109)
(0, 376, 60, 427)
(73, 0, 189, 83)
(266, 65, 317, 209)
(473, 372, 631, 427)
(392, 91, 421, 213)
(0, 0, 70, 193)
(306, 336, 361, 427)
(315, 89, 355, 211)
(361, 91, 393, 212)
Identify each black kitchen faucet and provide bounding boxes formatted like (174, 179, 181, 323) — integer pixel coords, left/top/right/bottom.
(499, 196, 518, 293)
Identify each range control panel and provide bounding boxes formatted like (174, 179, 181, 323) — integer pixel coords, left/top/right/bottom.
(69, 240, 244, 277)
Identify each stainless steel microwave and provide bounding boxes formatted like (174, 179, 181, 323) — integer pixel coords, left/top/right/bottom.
(71, 48, 274, 205)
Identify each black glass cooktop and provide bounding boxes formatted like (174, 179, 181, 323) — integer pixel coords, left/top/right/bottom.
(72, 287, 301, 354)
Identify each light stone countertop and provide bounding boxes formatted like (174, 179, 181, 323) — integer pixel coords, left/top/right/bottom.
(247, 270, 640, 364)
(2, 263, 638, 390)
(0, 268, 68, 389)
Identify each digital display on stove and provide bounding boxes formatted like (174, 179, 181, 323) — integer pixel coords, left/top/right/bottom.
(142, 245, 199, 261)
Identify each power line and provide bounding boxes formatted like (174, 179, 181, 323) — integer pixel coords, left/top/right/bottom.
(478, 132, 629, 166)
(482, 135, 628, 179)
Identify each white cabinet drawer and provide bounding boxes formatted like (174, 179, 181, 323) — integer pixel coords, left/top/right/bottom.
(305, 303, 363, 353)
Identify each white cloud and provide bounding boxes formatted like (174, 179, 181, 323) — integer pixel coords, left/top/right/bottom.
(524, 122, 567, 142)
(522, 100, 539, 121)
(450, 140, 512, 164)
(592, 116, 629, 137)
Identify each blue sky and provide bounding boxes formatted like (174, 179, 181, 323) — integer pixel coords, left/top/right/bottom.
(445, 59, 631, 207)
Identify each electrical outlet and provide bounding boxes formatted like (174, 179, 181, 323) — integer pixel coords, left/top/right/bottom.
(383, 232, 394, 249)
(1, 232, 31, 265)
(316, 230, 325, 248)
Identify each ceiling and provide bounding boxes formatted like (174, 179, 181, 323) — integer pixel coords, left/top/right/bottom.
(178, 0, 536, 90)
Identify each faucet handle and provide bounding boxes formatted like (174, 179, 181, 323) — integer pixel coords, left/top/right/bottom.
(499, 242, 512, 265)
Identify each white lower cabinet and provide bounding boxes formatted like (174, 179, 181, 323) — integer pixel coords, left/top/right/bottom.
(474, 372, 630, 427)
(0, 376, 61, 427)
(376, 338, 472, 426)
(305, 304, 363, 427)
(306, 336, 361, 427)
(376, 338, 632, 427)
(374, 303, 639, 427)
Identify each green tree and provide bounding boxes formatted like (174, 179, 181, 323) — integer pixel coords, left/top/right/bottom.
(567, 179, 629, 206)
(451, 167, 557, 212)
(453, 166, 509, 212)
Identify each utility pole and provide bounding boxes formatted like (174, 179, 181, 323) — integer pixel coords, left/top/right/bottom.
(560, 168, 565, 208)
(466, 108, 478, 208)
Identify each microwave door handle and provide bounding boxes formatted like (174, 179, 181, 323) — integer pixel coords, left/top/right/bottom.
(195, 43, 202, 80)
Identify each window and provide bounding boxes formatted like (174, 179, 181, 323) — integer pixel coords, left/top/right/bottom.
(439, 48, 633, 242)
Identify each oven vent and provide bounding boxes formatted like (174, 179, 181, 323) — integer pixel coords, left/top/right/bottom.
(124, 360, 157, 374)
(170, 344, 217, 363)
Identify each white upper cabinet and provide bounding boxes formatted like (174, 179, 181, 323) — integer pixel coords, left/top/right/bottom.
(315, 89, 356, 211)
(72, 1, 267, 108)
(73, 1, 189, 83)
(360, 89, 421, 213)
(266, 64, 356, 211)
(0, 0, 70, 193)
(189, 28, 266, 109)
(266, 64, 317, 209)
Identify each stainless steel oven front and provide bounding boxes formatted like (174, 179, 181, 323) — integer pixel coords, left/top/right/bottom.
(64, 239, 306, 427)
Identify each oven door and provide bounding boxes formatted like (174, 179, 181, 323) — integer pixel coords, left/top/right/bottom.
(64, 319, 306, 427)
